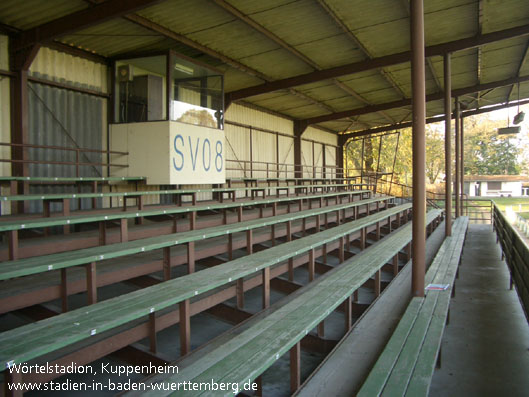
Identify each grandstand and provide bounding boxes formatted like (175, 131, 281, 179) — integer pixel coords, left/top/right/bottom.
(0, 1, 528, 396)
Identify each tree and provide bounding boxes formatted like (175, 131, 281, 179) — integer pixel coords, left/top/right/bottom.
(463, 115, 521, 175)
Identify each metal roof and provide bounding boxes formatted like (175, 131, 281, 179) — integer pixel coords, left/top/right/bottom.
(1, 0, 529, 135)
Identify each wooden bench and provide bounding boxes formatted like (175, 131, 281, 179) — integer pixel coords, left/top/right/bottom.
(357, 216, 468, 397)
(0, 196, 393, 308)
(0, 183, 356, 219)
(0, 189, 373, 261)
(120, 209, 443, 396)
(0, 204, 415, 382)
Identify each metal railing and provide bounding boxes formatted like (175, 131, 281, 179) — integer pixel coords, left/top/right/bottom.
(0, 142, 129, 177)
(225, 159, 347, 180)
(493, 204, 529, 322)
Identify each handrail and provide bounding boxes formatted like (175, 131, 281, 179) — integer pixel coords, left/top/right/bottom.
(493, 203, 529, 323)
(0, 142, 129, 178)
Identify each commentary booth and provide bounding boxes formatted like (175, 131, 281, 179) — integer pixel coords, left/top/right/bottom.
(110, 51, 225, 185)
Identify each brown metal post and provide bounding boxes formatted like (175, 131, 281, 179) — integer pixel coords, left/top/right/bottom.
(455, 98, 460, 218)
(262, 267, 270, 308)
(179, 300, 190, 356)
(86, 262, 97, 304)
(411, 0, 426, 297)
(444, 53, 453, 236)
(290, 342, 301, 394)
(460, 114, 465, 216)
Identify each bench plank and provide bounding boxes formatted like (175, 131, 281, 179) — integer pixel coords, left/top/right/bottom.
(358, 217, 468, 397)
(126, 210, 442, 397)
(0, 195, 384, 280)
(0, 205, 414, 369)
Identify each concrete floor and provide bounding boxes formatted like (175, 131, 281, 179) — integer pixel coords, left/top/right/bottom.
(430, 224, 529, 397)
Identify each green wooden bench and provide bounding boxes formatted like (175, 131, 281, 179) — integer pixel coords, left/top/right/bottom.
(118, 209, 442, 397)
(357, 216, 468, 397)
(0, 196, 394, 314)
(0, 189, 372, 260)
(0, 183, 357, 221)
(0, 204, 417, 376)
(0, 176, 145, 183)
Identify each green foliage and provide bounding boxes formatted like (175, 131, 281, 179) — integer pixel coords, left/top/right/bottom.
(463, 116, 521, 175)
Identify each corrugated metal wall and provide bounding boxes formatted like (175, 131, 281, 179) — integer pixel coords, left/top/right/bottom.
(31, 47, 108, 93)
(224, 103, 338, 181)
(0, 35, 10, 181)
(226, 103, 293, 136)
(26, 47, 107, 212)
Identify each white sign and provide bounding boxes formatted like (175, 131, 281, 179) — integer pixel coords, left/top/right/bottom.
(170, 123, 225, 184)
(123, 121, 225, 185)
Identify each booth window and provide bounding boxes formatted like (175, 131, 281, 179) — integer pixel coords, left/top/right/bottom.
(114, 51, 224, 129)
(170, 54, 223, 129)
(115, 55, 167, 123)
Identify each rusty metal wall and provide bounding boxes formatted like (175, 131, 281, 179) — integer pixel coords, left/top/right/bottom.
(24, 47, 108, 212)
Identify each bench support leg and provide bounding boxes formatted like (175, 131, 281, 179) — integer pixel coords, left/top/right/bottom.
(262, 267, 270, 308)
(4, 369, 23, 397)
(290, 342, 301, 394)
(393, 254, 399, 276)
(322, 244, 327, 264)
(317, 321, 325, 338)
(163, 247, 171, 281)
(8, 230, 18, 261)
(228, 234, 233, 260)
(255, 376, 263, 397)
(62, 199, 70, 234)
(120, 218, 128, 243)
(86, 262, 97, 305)
(189, 212, 196, 230)
(149, 312, 157, 353)
(308, 249, 315, 282)
(345, 295, 352, 331)
(374, 270, 381, 297)
(179, 300, 191, 356)
(237, 279, 245, 309)
(238, 206, 243, 222)
(247, 230, 253, 255)
(187, 242, 195, 274)
(360, 228, 366, 250)
(98, 221, 107, 245)
(61, 268, 68, 313)
(339, 237, 344, 263)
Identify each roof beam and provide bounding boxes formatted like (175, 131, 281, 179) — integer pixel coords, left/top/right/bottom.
(13, 0, 164, 52)
(506, 39, 529, 102)
(302, 74, 529, 125)
(226, 23, 529, 101)
(210, 0, 385, 120)
(211, 0, 320, 70)
(124, 13, 269, 81)
(125, 12, 330, 115)
(344, 97, 529, 138)
(316, 0, 406, 100)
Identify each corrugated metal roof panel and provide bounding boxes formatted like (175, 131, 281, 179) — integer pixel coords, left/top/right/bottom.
(483, 0, 529, 33)
(59, 19, 165, 57)
(0, 0, 86, 30)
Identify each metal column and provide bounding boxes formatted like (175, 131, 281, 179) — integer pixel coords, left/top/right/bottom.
(454, 98, 461, 218)
(460, 114, 465, 216)
(411, 0, 426, 297)
(444, 53, 452, 236)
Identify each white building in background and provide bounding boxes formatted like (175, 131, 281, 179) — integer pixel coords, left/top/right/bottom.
(464, 175, 529, 197)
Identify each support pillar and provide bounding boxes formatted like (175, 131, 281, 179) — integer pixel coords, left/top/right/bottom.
(444, 53, 452, 236)
(460, 114, 465, 216)
(455, 98, 461, 218)
(411, 0, 426, 298)
(294, 121, 307, 179)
